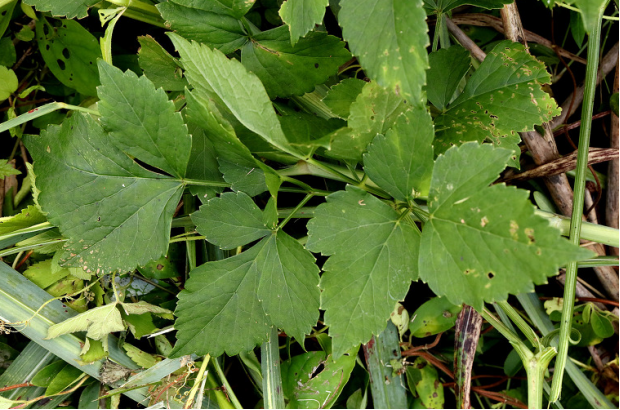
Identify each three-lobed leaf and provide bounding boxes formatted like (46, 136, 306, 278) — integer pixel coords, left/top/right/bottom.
(24, 114, 184, 274)
(418, 143, 595, 310)
(172, 192, 320, 357)
(306, 186, 420, 358)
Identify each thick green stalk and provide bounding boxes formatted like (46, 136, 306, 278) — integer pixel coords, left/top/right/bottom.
(480, 308, 554, 409)
(363, 322, 407, 409)
(517, 293, 613, 408)
(261, 326, 285, 409)
(496, 301, 540, 349)
(550, 15, 603, 403)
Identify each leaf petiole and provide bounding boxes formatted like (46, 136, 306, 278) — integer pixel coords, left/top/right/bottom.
(277, 193, 314, 231)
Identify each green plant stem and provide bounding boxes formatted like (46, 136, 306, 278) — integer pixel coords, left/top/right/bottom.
(0, 103, 100, 134)
(277, 193, 314, 230)
(261, 326, 285, 409)
(182, 179, 230, 188)
(550, 15, 603, 403)
(535, 209, 619, 247)
(517, 293, 613, 409)
(496, 301, 540, 349)
(555, 2, 618, 20)
(212, 358, 242, 409)
(480, 308, 554, 409)
(184, 355, 210, 409)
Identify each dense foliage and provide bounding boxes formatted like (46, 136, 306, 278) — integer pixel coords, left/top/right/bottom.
(0, 0, 618, 408)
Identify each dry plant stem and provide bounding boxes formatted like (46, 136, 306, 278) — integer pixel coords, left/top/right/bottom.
(500, 3, 527, 45)
(550, 42, 619, 130)
(453, 305, 483, 409)
(607, 64, 619, 256)
(501, 148, 619, 182)
(451, 13, 587, 64)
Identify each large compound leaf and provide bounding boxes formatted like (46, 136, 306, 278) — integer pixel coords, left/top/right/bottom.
(241, 26, 351, 98)
(339, 0, 429, 105)
(35, 18, 101, 96)
(327, 81, 408, 161)
(364, 108, 435, 202)
(434, 41, 561, 161)
(98, 61, 191, 178)
(419, 143, 594, 310)
(306, 186, 421, 358)
(427, 46, 470, 111)
(157, 0, 248, 54)
(191, 192, 271, 249)
(24, 0, 99, 19)
(170, 33, 297, 156)
(24, 114, 184, 274)
(172, 232, 320, 357)
(279, 0, 328, 46)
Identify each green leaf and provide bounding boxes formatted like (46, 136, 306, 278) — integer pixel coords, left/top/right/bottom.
(123, 344, 159, 369)
(0, 2, 17, 40)
(0, 65, 17, 101)
(306, 186, 421, 357)
(97, 61, 191, 179)
(241, 26, 351, 98)
(434, 41, 561, 163)
(279, 0, 328, 46)
(363, 108, 435, 202)
(191, 192, 271, 250)
(35, 17, 102, 96)
(185, 123, 225, 200)
(24, 114, 184, 274)
(339, 0, 429, 104)
(571, 0, 608, 34)
(121, 301, 174, 319)
(24, 0, 99, 19)
(0, 159, 20, 179)
(138, 35, 187, 92)
(590, 311, 614, 338)
(0, 38, 17, 67)
(47, 303, 125, 341)
(423, 0, 512, 13)
(23, 259, 70, 289)
(45, 362, 84, 395)
(170, 33, 297, 156)
(610, 92, 618, 116)
(418, 143, 595, 310)
(184, 89, 268, 196)
(427, 46, 470, 111)
(0, 205, 46, 236)
(322, 78, 366, 119)
(280, 111, 343, 156)
(31, 360, 66, 386)
(172, 232, 320, 357)
(79, 381, 102, 409)
(327, 81, 408, 161)
(122, 312, 158, 339)
(281, 347, 358, 408)
(157, 0, 248, 54)
(79, 338, 107, 364)
(406, 358, 444, 409)
(408, 297, 462, 337)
